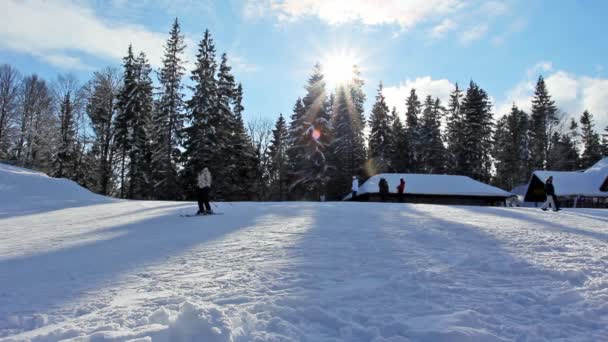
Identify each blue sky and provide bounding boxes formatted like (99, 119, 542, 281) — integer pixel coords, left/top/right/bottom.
(1, 0, 607, 129)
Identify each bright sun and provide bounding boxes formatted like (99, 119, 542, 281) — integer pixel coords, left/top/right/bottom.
(322, 52, 359, 89)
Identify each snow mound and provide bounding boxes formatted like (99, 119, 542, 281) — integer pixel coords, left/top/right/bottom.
(0, 163, 112, 215)
(164, 302, 233, 342)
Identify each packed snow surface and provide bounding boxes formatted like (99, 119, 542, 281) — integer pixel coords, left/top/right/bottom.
(1, 164, 608, 341)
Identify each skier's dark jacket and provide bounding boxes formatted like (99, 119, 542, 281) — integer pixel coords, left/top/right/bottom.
(544, 182, 555, 196)
(379, 179, 389, 194)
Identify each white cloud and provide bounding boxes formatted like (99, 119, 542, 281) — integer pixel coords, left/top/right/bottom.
(497, 63, 608, 130)
(0, 0, 170, 69)
(460, 24, 489, 45)
(430, 18, 457, 38)
(383, 77, 455, 117)
(247, 0, 463, 29)
(229, 55, 259, 73)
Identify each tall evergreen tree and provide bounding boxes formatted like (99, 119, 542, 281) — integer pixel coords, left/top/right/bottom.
(327, 66, 367, 198)
(114, 45, 138, 198)
(286, 97, 307, 198)
(419, 96, 447, 173)
(127, 52, 154, 199)
(389, 107, 410, 172)
(182, 30, 218, 199)
(293, 63, 332, 199)
(445, 83, 465, 173)
(529, 76, 558, 170)
(268, 114, 289, 200)
(151, 18, 186, 200)
(460, 81, 494, 182)
(404, 88, 422, 172)
(493, 104, 530, 190)
(367, 82, 392, 173)
(579, 110, 603, 168)
(53, 75, 82, 179)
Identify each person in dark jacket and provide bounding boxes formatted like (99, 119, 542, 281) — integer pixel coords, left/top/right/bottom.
(541, 176, 560, 212)
(378, 178, 389, 202)
(396, 178, 406, 203)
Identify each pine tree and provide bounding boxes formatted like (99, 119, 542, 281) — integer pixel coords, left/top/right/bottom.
(460, 81, 493, 182)
(127, 52, 154, 199)
(579, 110, 603, 168)
(327, 66, 367, 198)
(182, 30, 218, 199)
(493, 104, 530, 190)
(368, 82, 392, 173)
(529, 76, 558, 170)
(268, 114, 289, 200)
(419, 96, 447, 173)
(151, 18, 186, 200)
(226, 79, 258, 201)
(389, 107, 410, 172)
(114, 45, 138, 198)
(445, 83, 465, 173)
(286, 97, 306, 198)
(84, 68, 120, 195)
(53, 74, 82, 179)
(293, 63, 332, 199)
(404, 88, 422, 172)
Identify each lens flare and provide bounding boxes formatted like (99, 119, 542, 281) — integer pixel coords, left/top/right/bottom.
(312, 129, 321, 141)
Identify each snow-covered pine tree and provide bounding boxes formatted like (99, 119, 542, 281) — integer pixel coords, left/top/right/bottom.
(182, 29, 218, 200)
(84, 68, 120, 195)
(445, 83, 465, 174)
(226, 79, 258, 201)
(268, 114, 289, 200)
(529, 76, 558, 170)
(404, 88, 422, 172)
(419, 96, 447, 173)
(460, 81, 494, 183)
(127, 52, 154, 199)
(492, 104, 530, 190)
(579, 110, 603, 168)
(151, 18, 186, 200)
(286, 97, 307, 199)
(389, 107, 410, 172)
(114, 45, 139, 198)
(327, 65, 367, 199)
(602, 125, 608, 156)
(368, 82, 392, 173)
(294, 63, 332, 200)
(0, 64, 20, 159)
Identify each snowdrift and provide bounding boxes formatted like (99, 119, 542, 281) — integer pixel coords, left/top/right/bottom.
(0, 163, 112, 216)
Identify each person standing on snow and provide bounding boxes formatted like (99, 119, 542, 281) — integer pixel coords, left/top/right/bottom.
(196, 167, 213, 215)
(351, 176, 359, 200)
(397, 178, 406, 203)
(541, 176, 560, 212)
(378, 178, 389, 202)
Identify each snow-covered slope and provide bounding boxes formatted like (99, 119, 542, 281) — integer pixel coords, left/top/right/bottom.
(1, 166, 608, 341)
(0, 163, 112, 217)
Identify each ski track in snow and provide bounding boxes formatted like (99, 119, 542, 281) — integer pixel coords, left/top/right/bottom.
(1, 201, 608, 341)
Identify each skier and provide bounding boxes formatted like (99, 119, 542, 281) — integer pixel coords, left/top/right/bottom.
(397, 178, 406, 203)
(351, 176, 359, 200)
(378, 178, 389, 202)
(541, 176, 560, 212)
(196, 167, 213, 215)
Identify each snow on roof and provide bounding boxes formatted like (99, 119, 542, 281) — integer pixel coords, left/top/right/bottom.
(532, 157, 608, 197)
(356, 173, 512, 198)
(0, 163, 112, 214)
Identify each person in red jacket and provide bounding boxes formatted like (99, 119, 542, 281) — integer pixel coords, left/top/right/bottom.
(397, 178, 406, 202)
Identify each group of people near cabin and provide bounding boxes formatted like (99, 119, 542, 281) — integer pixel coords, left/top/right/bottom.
(350, 174, 561, 211)
(196, 167, 560, 213)
(351, 176, 406, 202)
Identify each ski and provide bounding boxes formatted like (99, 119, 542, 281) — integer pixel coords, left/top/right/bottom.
(180, 212, 224, 217)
